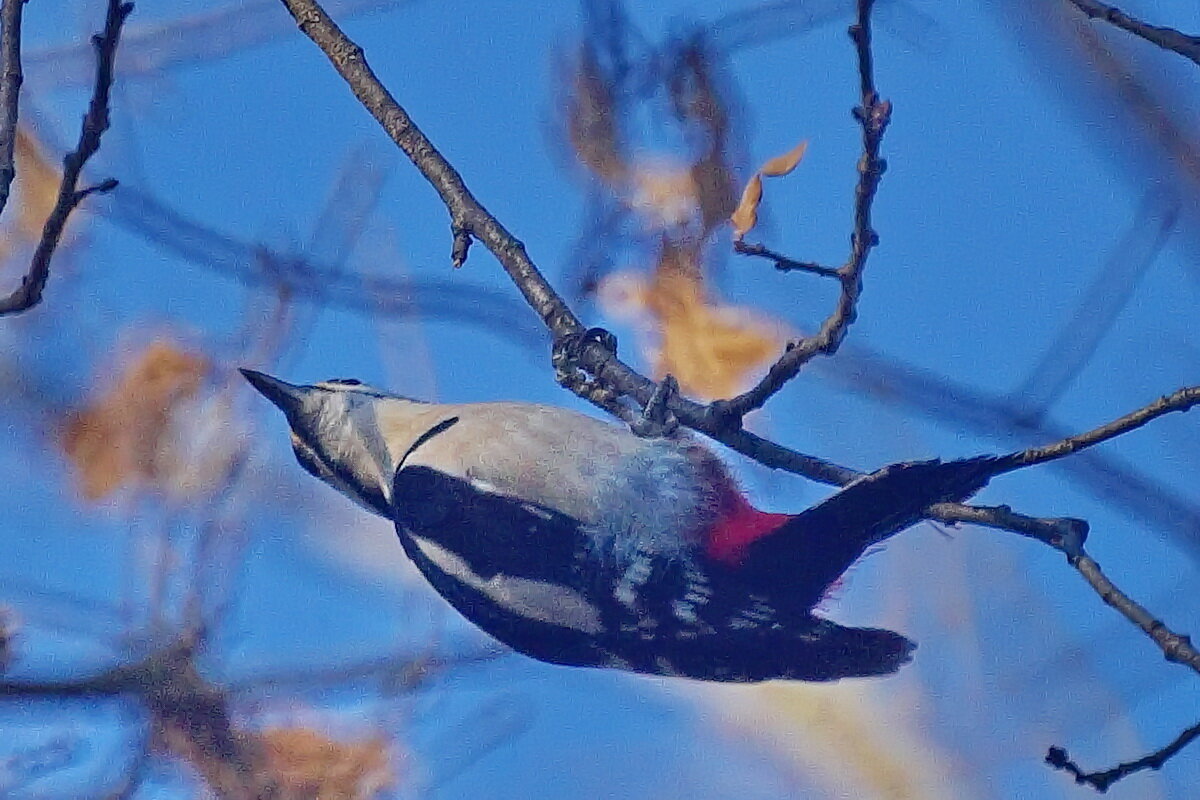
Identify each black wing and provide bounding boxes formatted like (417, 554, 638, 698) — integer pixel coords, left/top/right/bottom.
(392, 465, 926, 683)
(737, 457, 997, 612)
(392, 465, 609, 669)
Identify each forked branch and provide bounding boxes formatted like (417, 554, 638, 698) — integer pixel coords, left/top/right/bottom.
(0, 0, 131, 316)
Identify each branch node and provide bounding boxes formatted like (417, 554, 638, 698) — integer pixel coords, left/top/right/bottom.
(73, 177, 119, 202)
(1055, 517, 1088, 559)
(705, 399, 744, 435)
(451, 223, 471, 268)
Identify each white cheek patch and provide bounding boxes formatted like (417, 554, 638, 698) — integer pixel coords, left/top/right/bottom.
(410, 535, 604, 635)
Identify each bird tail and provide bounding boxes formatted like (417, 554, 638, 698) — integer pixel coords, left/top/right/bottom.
(781, 617, 916, 681)
(743, 456, 997, 610)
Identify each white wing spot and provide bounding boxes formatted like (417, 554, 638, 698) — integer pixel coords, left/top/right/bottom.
(671, 599, 698, 624)
(411, 535, 603, 634)
(520, 502, 556, 521)
(469, 477, 501, 494)
(614, 556, 653, 608)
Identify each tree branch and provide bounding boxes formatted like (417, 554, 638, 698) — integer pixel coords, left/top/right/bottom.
(275, 0, 879, 486)
(996, 386, 1200, 473)
(719, 0, 890, 419)
(1066, 0, 1200, 67)
(0, 0, 131, 317)
(732, 240, 841, 278)
(0, 0, 25, 217)
(278, 0, 582, 337)
(1047, 720, 1200, 792)
(1071, 551, 1200, 673)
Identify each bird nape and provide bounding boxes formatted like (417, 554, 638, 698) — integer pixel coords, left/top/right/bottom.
(242, 368, 995, 682)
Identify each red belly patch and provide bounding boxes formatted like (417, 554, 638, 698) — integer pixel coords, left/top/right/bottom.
(704, 493, 791, 567)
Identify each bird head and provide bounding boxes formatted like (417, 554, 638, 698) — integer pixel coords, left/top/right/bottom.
(240, 368, 401, 516)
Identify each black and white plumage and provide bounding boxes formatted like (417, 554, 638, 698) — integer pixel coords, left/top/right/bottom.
(242, 369, 995, 682)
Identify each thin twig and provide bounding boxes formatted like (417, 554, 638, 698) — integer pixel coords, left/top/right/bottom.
(279, 0, 582, 336)
(936, 501, 1200, 693)
(1047, 720, 1200, 792)
(732, 240, 840, 278)
(1066, 0, 1200, 67)
(995, 386, 1200, 473)
(720, 0, 891, 419)
(0, 0, 131, 316)
(0, 0, 25, 217)
(1070, 551, 1200, 673)
(928, 502, 1088, 554)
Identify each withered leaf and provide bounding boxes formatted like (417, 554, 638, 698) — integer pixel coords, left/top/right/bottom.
(730, 173, 763, 240)
(759, 140, 808, 177)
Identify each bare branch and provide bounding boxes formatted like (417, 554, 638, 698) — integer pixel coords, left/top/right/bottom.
(996, 386, 1200, 473)
(0, 0, 131, 316)
(1047, 720, 1200, 792)
(732, 240, 840, 278)
(0, 0, 25, 217)
(278, 0, 583, 338)
(721, 0, 891, 418)
(1070, 551, 1200, 673)
(931, 504, 1200, 723)
(274, 0, 873, 486)
(825, 341, 1200, 548)
(928, 502, 1088, 554)
(1067, 0, 1200, 67)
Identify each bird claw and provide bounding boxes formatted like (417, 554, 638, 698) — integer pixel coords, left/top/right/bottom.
(630, 375, 679, 438)
(553, 327, 618, 386)
(553, 327, 618, 367)
(553, 327, 631, 422)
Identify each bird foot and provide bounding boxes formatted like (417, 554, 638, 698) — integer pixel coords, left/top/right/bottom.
(553, 328, 631, 422)
(630, 375, 679, 438)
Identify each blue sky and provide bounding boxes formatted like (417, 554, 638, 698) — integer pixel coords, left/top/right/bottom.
(1, 1, 1198, 797)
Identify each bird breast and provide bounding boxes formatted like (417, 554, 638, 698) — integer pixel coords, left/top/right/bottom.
(376, 401, 726, 558)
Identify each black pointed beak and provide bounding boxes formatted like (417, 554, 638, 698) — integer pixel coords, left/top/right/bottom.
(239, 368, 307, 417)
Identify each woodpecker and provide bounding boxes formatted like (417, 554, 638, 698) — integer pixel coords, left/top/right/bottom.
(242, 368, 995, 682)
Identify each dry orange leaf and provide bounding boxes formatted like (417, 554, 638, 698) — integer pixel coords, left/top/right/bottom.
(629, 162, 699, 230)
(14, 128, 61, 240)
(729, 140, 809, 240)
(0, 128, 64, 266)
(759, 140, 808, 177)
(60, 340, 209, 500)
(730, 172, 762, 240)
(641, 260, 781, 400)
(258, 727, 394, 800)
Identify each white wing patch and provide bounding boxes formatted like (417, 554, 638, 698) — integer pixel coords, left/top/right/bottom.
(410, 534, 604, 635)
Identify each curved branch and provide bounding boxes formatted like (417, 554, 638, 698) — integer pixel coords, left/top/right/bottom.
(0, 0, 25, 217)
(720, 0, 891, 418)
(996, 386, 1200, 473)
(1067, 0, 1200, 67)
(278, 0, 582, 337)
(1047, 720, 1200, 792)
(0, 0, 130, 316)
